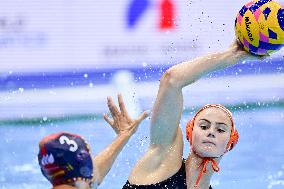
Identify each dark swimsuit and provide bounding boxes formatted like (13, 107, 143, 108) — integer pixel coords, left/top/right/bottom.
(122, 160, 212, 189)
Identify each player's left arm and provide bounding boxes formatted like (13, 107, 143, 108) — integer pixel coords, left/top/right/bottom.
(92, 94, 148, 185)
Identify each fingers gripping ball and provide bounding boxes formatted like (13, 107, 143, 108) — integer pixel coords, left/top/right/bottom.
(235, 0, 284, 55)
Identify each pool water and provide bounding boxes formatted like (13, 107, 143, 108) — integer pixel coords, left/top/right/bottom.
(0, 108, 283, 189)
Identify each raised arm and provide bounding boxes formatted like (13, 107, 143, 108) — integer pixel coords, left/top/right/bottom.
(93, 94, 148, 186)
(150, 41, 255, 145)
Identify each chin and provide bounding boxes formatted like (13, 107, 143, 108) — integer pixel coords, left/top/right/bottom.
(195, 147, 222, 158)
(198, 151, 216, 158)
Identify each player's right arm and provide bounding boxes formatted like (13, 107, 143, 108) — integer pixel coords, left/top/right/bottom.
(127, 41, 255, 184)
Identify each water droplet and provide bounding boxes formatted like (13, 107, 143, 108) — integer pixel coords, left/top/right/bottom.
(18, 88, 24, 93)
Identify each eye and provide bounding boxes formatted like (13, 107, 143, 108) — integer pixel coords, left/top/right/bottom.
(200, 125, 208, 130)
(217, 128, 226, 133)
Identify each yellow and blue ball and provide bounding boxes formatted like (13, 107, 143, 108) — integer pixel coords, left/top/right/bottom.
(235, 0, 284, 55)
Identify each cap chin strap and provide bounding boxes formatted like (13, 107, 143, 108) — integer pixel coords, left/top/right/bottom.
(194, 157, 220, 188)
(192, 150, 220, 188)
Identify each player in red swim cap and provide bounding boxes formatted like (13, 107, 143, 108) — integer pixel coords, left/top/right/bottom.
(38, 94, 148, 189)
(122, 40, 263, 189)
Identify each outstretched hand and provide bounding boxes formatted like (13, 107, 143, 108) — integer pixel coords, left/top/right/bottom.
(104, 94, 148, 136)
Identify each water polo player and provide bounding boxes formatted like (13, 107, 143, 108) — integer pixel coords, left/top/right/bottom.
(38, 94, 148, 189)
(122, 40, 262, 189)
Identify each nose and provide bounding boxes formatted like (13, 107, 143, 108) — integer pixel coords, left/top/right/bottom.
(207, 127, 216, 138)
(207, 133, 215, 138)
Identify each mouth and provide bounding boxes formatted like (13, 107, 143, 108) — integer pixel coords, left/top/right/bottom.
(202, 141, 216, 146)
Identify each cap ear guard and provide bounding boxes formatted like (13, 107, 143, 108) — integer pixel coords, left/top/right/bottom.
(226, 128, 239, 152)
(186, 119, 194, 145)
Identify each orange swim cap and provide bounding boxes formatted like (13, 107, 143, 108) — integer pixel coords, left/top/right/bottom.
(186, 104, 239, 152)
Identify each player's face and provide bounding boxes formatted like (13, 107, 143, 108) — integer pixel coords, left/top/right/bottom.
(192, 107, 232, 157)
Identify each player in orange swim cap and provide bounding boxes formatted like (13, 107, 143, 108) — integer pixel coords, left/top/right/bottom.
(122, 40, 264, 189)
(185, 104, 239, 187)
(38, 94, 148, 189)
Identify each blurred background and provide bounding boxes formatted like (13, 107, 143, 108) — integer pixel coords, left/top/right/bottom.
(0, 0, 283, 188)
